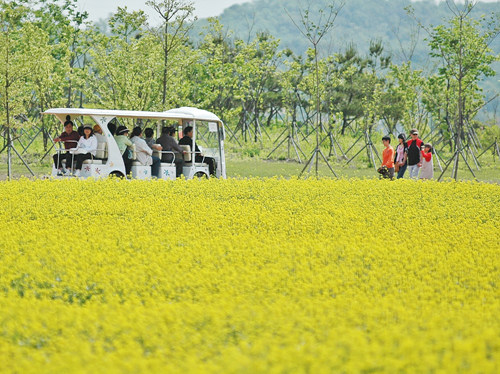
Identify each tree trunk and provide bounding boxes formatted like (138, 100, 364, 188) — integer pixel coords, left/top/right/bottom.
(162, 23, 169, 109)
(453, 17, 465, 181)
(341, 113, 348, 135)
(5, 32, 12, 179)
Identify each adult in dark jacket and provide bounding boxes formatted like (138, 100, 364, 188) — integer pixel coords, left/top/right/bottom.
(156, 126, 185, 178)
(178, 126, 216, 176)
(406, 128, 424, 179)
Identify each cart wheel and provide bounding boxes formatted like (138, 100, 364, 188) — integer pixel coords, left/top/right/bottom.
(109, 171, 125, 178)
(194, 171, 208, 179)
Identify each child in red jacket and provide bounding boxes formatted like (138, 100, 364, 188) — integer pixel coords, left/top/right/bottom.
(419, 143, 433, 179)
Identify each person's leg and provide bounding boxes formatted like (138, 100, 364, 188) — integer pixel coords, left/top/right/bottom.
(414, 165, 421, 179)
(387, 167, 395, 180)
(164, 153, 182, 178)
(164, 153, 174, 164)
(195, 156, 216, 176)
(205, 156, 216, 176)
(408, 164, 417, 178)
(397, 164, 407, 179)
(75, 153, 91, 171)
(73, 154, 83, 175)
(122, 151, 132, 175)
(151, 156, 161, 178)
(65, 152, 74, 170)
(75, 154, 82, 170)
(125, 157, 132, 176)
(53, 154, 62, 169)
(175, 158, 184, 177)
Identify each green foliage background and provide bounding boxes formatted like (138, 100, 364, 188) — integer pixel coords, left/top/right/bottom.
(0, 0, 499, 181)
(193, 0, 499, 116)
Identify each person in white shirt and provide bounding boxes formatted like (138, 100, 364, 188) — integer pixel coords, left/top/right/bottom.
(72, 124, 98, 177)
(130, 127, 162, 178)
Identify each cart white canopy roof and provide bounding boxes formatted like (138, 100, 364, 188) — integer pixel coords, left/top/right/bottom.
(42, 107, 222, 123)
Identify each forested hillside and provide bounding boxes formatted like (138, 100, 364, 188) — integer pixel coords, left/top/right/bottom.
(195, 0, 499, 64)
(193, 0, 500, 112)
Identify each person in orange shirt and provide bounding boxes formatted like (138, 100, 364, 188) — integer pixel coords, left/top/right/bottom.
(380, 136, 395, 179)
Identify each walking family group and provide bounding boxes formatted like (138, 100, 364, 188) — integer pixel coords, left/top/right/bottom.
(379, 129, 433, 180)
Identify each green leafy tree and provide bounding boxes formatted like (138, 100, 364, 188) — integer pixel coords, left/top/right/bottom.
(328, 44, 366, 134)
(386, 62, 428, 135)
(188, 19, 239, 125)
(287, 1, 344, 176)
(0, 2, 54, 177)
(328, 41, 390, 135)
(413, 0, 500, 179)
(147, 0, 197, 109)
(281, 50, 309, 133)
(234, 32, 282, 143)
(89, 7, 163, 111)
(16, 0, 80, 148)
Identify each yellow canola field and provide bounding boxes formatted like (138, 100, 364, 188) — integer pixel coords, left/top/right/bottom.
(0, 178, 499, 373)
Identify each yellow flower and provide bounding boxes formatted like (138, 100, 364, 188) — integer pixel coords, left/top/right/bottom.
(0, 178, 498, 373)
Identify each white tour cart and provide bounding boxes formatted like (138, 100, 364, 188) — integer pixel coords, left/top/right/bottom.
(42, 107, 227, 180)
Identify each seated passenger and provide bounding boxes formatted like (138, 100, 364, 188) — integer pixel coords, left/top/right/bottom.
(72, 124, 97, 177)
(130, 127, 161, 178)
(53, 116, 80, 175)
(115, 126, 133, 176)
(144, 128, 156, 149)
(179, 126, 217, 176)
(156, 126, 185, 178)
(92, 125, 107, 159)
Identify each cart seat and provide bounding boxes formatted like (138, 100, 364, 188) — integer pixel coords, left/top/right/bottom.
(95, 142, 108, 159)
(83, 159, 103, 165)
(184, 162, 208, 167)
(180, 145, 191, 162)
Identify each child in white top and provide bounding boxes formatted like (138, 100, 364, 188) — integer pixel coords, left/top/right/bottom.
(419, 143, 434, 180)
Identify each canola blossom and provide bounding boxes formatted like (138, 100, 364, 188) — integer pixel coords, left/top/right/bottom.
(0, 178, 499, 373)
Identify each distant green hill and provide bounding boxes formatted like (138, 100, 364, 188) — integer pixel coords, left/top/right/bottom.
(192, 0, 500, 118)
(194, 0, 499, 64)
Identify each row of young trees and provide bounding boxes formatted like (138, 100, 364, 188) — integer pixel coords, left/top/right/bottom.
(0, 0, 499, 176)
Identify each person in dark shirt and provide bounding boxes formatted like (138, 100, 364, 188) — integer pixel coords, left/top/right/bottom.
(53, 117, 80, 175)
(178, 126, 217, 176)
(407, 128, 424, 179)
(144, 128, 156, 149)
(156, 126, 185, 178)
